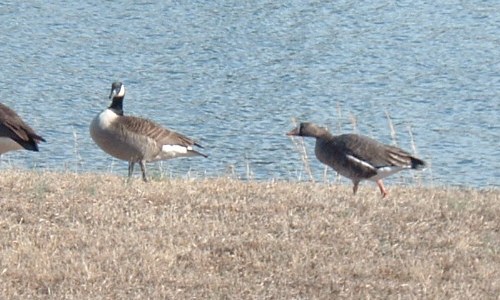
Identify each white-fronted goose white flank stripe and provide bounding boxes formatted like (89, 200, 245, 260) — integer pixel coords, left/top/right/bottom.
(0, 103, 46, 155)
(287, 122, 425, 198)
(90, 82, 207, 182)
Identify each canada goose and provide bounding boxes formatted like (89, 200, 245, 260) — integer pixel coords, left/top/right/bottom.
(0, 103, 46, 155)
(287, 122, 425, 197)
(90, 82, 207, 182)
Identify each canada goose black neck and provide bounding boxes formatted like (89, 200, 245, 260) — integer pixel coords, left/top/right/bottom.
(109, 97, 124, 116)
(108, 81, 126, 116)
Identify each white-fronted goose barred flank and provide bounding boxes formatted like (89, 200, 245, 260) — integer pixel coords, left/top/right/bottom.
(287, 122, 425, 198)
(0, 103, 46, 155)
(90, 82, 207, 182)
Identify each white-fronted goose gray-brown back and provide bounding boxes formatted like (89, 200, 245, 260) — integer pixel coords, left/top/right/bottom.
(90, 82, 207, 182)
(287, 122, 425, 197)
(0, 103, 46, 155)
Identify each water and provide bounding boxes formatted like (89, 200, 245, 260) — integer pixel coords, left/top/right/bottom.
(0, 0, 498, 187)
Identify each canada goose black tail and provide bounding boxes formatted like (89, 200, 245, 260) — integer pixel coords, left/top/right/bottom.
(193, 142, 208, 158)
(193, 150, 208, 158)
(11, 133, 46, 152)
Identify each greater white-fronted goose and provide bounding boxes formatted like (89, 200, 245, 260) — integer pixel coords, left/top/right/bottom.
(90, 82, 207, 182)
(287, 122, 425, 197)
(0, 103, 46, 155)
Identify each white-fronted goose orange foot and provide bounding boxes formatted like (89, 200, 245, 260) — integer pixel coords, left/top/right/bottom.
(0, 103, 46, 155)
(287, 122, 426, 198)
(90, 82, 207, 182)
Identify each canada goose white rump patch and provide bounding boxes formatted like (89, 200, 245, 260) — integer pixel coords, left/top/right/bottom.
(161, 144, 191, 156)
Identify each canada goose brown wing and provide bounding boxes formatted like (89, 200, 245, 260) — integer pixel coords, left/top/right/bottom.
(118, 115, 199, 147)
(0, 103, 46, 144)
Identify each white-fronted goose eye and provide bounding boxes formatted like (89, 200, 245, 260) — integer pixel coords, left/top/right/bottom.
(90, 81, 207, 182)
(0, 103, 46, 155)
(287, 122, 426, 198)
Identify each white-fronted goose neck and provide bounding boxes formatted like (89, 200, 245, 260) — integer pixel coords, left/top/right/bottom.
(0, 103, 46, 155)
(287, 122, 426, 198)
(90, 82, 207, 182)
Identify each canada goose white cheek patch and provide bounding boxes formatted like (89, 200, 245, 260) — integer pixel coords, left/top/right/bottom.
(117, 85, 126, 97)
(162, 144, 190, 155)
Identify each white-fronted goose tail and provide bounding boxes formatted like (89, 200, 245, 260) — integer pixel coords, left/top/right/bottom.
(90, 82, 207, 182)
(287, 122, 426, 198)
(0, 103, 46, 155)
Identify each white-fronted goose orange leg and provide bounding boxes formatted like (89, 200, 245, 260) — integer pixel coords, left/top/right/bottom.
(377, 180, 388, 198)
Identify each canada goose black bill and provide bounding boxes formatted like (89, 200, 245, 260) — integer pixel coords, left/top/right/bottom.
(287, 122, 425, 198)
(0, 103, 46, 155)
(90, 82, 207, 182)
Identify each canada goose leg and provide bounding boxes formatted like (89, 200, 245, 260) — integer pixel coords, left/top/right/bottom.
(127, 162, 136, 181)
(377, 179, 388, 198)
(139, 160, 148, 182)
(352, 180, 359, 195)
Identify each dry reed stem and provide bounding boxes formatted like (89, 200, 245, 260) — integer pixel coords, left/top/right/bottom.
(336, 102, 343, 133)
(385, 110, 398, 146)
(0, 170, 498, 299)
(407, 124, 425, 185)
(349, 113, 358, 133)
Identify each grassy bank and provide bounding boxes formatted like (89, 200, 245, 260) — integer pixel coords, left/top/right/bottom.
(0, 170, 498, 299)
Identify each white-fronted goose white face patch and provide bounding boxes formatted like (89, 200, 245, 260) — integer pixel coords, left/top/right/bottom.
(98, 109, 119, 129)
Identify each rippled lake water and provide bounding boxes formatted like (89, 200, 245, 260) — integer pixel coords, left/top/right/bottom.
(0, 1, 498, 187)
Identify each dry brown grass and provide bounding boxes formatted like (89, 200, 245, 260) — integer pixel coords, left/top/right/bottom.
(0, 170, 498, 299)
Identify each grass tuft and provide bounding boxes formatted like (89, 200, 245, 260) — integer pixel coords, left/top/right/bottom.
(0, 170, 498, 299)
